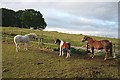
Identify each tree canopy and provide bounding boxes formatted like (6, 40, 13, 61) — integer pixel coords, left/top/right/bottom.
(1, 8, 47, 29)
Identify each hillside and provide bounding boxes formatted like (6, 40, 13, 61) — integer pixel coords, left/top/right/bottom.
(1, 27, 120, 79)
(2, 27, 119, 46)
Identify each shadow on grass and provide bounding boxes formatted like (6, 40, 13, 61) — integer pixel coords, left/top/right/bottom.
(53, 46, 119, 62)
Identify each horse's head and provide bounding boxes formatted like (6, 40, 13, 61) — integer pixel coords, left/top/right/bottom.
(82, 35, 89, 42)
(55, 39, 61, 45)
(28, 33, 38, 39)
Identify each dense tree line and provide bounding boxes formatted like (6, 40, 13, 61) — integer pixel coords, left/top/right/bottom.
(1, 8, 47, 29)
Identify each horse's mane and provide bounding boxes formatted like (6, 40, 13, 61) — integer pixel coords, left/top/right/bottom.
(25, 33, 35, 36)
(86, 36, 95, 42)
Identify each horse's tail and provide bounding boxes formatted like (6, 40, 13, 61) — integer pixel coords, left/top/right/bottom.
(14, 36, 17, 46)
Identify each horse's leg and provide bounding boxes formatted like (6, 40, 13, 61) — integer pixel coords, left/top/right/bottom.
(66, 50, 70, 58)
(15, 44, 19, 52)
(66, 52, 69, 58)
(62, 50, 64, 56)
(59, 47, 62, 56)
(24, 43, 26, 50)
(104, 50, 108, 60)
(66, 53, 69, 58)
(91, 47, 94, 58)
(24, 43, 28, 50)
(67, 52, 70, 58)
(86, 43, 89, 52)
(18, 45, 20, 49)
(17, 43, 20, 49)
(68, 50, 70, 58)
(14, 41, 19, 52)
(26, 43, 28, 50)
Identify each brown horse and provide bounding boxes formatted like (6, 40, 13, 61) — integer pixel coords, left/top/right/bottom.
(55, 39, 71, 58)
(82, 35, 113, 60)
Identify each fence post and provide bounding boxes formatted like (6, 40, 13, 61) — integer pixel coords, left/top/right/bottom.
(38, 30, 44, 46)
(86, 42, 89, 52)
(40, 38, 42, 45)
(41, 30, 44, 45)
(38, 37, 40, 46)
(2, 29, 5, 39)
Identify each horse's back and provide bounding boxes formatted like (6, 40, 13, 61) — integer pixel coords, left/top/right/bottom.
(14, 35, 29, 43)
(101, 40, 110, 42)
(14, 35, 22, 40)
(100, 40, 112, 49)
(100, 40, 112, 45)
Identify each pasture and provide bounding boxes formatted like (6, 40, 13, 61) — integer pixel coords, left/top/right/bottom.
(2, 27, 120, 79)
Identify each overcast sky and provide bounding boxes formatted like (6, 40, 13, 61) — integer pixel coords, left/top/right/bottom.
(1, 0, 119, 38)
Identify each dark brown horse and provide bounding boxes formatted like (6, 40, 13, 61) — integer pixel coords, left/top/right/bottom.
(82, 35, 113, 60)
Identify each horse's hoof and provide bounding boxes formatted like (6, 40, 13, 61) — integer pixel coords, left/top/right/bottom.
(66, 57, 68, 59)
(92, 56, 94, 59)
(113, 56, 116, 59)
(59, 55, 61, 56)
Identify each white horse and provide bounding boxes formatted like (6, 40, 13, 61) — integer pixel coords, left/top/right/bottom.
(14, 33, 38, 52)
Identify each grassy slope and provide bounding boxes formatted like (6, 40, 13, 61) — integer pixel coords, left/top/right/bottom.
(2, 42, 119, 78)
(2, 27, 119, 78)
(2, 27, 119, 46)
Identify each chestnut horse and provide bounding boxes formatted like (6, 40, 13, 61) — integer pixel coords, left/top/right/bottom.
(82, 35, 113, 60)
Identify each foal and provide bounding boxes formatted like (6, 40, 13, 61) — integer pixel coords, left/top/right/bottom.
(55, 39, 71, 58)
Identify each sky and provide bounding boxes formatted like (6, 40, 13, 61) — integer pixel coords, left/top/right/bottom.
(0, 0, 119, 38)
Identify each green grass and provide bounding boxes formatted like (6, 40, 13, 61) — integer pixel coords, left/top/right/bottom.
(2, 42, 119, 78)
(2, 27, 119, 47)
(2, 27, 120, 78)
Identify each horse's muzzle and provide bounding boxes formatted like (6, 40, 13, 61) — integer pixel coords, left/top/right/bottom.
(55, 41, 57, 44)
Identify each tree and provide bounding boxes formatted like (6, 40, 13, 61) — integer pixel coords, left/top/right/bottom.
(16, 9, 47, 29)
(1, 8, 47, 29)
(2, 8, 17, 27)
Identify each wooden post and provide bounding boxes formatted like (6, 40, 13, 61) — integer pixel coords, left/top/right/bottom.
(38, 38, 43, 46)
(41, 38, 43, 45)
(86, 42, 89, 52)
(3, 29, 5, 38)
(38, 29, 44, 46)
(38, 38, 40, 46)
(3, 29, 5, 35)
(21, 30, 22, 35)
(113, 43, 115, 53)
(41, 30, 43, 45)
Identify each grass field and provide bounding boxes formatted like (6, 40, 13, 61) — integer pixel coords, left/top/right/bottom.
(1, 27, 120, 79)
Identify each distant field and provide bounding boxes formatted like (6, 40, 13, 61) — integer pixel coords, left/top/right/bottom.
(1, 27, 120, 78)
